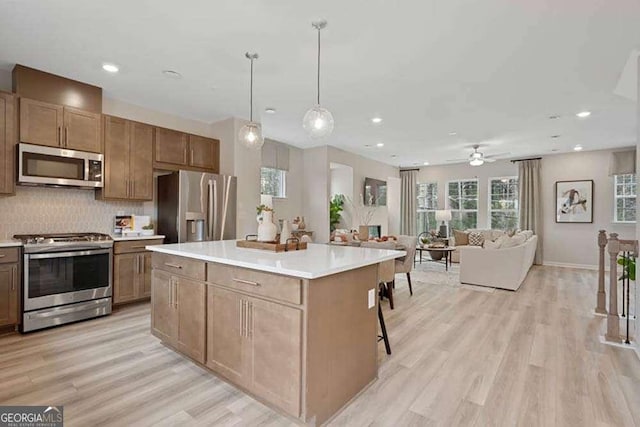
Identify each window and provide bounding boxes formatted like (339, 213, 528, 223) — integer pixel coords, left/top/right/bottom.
(614, 174, 636, 223)
(260, 167, 286, 198)
(489, 177, 519, 230)
(416, 182, 438, 233)
(447, 180, 478, 230)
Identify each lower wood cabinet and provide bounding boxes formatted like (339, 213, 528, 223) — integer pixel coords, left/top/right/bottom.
(113, 239, 162, 304)
(0, 248, 20, 327)
(151, 269, 206, 364)
(206, 284, 302, 417)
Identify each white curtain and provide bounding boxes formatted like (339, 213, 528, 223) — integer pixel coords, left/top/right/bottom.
(400, 169, 417, 236)
(518, 159, 543, 264)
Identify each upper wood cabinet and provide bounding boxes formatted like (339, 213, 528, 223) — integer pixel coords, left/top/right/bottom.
(155, 128, 188, 166)
(154, 128, 220, 173)
(100, 116, 153, 201)
(189, 135, 219, 171)
(0, 92, 17, 195)
(19, 98, 102, 153)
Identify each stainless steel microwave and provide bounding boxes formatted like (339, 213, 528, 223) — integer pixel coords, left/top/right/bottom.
(18, 143, 104, 188)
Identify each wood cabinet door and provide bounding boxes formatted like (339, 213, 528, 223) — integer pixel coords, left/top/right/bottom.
(102, 116, 130, 199)
(248, 297, 302, 417)
(19, 98, 63, 147)
(0, 93, 16, 195)
(140, 253, 152, 298)
(130, 122, 153, 200)
(207, 286, 250, 387)
(175, 277, 206, 363)
(113, 253, 138, 304)
(151, 269, 177, 343)
(189, 135, 219, 172)
(155, 128, 187, 166)
(63, 107, 102, 153)
(0, 264, 18, 326)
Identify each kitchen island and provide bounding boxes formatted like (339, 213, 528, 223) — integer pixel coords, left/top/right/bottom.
(146, 240, 404, 426)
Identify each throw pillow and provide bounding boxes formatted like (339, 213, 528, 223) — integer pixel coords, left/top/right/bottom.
(490, 230, 506, 241)
(468, 231, 484, 246)
(495, 234, 510, 247)
(518, 230, 534, 240)
(502, 233, 527, 248)
(453, 229, 469, 246)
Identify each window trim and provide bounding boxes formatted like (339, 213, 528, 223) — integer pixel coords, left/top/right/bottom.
(446, 178, 479, 229)
(613, 174, 636, 224)
(487, 176, 519, 230)
(260, 167, 287, 199)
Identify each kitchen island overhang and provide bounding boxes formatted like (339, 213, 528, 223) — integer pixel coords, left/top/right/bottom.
(146, 240, 404, 425)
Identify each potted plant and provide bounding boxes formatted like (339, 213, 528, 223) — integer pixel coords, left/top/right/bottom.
(329, 194, 344, 232)
(141, 223, 155, 236)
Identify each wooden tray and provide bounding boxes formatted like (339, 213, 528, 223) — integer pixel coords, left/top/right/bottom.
(236, 239, 308, 252)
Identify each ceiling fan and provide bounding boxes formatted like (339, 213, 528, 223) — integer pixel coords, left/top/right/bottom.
(446, 145, 510, 166)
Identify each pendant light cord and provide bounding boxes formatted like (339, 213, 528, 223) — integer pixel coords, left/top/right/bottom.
(250, 56, 254, 122)
(316, 27, 321, 105)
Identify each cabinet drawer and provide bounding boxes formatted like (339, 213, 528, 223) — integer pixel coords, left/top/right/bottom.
(114, 238, 164, 254)
(152, 253, 205, 281)
(207, 263, 301, 305)
(0, 248, 19, 264)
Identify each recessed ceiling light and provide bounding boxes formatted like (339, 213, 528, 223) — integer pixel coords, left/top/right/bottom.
(376, 143, 384, 147)
(364, 144, 372, 148)
(551, 135, 561, 139)
(576, 111, 591, 118)
(102, 63, 119, 73)
(162, 70, 182, 79)
(390, 155, 398, 158)
(371, 117, 382, 124)
(448, 131, 457, 136)
(551, 149, 559, 152)
(574, 145, 583, 151)
(548, 115, 560, 120)
(265, 107, 277, 114)
(423, 161, 429, 165)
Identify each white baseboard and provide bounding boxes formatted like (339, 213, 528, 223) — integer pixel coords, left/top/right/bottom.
(542, 261, 600, 270)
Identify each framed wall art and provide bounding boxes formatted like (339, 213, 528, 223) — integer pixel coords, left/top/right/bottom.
(555, 180, 593, 223)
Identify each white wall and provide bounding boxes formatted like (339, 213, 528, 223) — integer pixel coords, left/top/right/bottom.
(302, 146, 330, 243)
(330, 163, 354, 230)
(0, 69, 10, 92)
(327, 146, 400, 238)
(418, 149, 636, 268)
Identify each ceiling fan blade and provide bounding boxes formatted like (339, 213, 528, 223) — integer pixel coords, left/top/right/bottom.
(484, 152, 511, 159)
(484, 158, 497, 163)
(445, 158, 469, 163)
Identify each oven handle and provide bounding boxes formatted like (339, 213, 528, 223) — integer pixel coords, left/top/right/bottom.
(27, 248, 112, 260)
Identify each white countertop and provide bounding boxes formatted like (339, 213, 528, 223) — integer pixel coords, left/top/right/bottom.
(146, 240, 405, 279)
(112, 235, 165, 242)
(0, 240, 22, 247)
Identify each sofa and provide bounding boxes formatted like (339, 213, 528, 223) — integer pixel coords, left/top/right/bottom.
(459, 234, 538, 291)
(450, 229, 505, 263)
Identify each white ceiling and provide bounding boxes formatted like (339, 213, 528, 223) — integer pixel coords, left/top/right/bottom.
(1, 0, 639, 167)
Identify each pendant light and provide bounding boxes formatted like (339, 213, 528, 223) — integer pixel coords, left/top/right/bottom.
(239, 52, 264, 149)
(303, 20, 334, 139)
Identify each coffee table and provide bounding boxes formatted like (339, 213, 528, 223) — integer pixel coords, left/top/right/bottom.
(415, 246, 455, 271)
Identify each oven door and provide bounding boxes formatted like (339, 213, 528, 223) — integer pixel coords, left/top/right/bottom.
(24, 248, 113, 312)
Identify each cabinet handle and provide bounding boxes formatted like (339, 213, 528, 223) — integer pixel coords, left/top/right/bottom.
(174, 281, 178, 308)
(190, 149, 194, 165)
(11, 266, 16, 291)
(247, 301, 252, 338)
(0, 254, 5, 258)
(132, 181, 135, 197)
(140, 255, 145, 275)
(130, 245, 146, 249)
(164, 263, 183, 269)
(64, 127, 68, 147)
(170, 278, 174, 306)
(58, 126, 62, 146)
(239, 299, 245, 337)
(233, 278, 260, 287)
(136, 255, 140, 274)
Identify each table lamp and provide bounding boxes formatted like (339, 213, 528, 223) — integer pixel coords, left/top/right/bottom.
(435, 210, 452, 238)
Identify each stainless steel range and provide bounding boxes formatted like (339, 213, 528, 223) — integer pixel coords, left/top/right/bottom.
(14, 232, 113, 332)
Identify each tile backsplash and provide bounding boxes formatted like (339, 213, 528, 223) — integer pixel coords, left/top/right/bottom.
(0, 186, 147, 239)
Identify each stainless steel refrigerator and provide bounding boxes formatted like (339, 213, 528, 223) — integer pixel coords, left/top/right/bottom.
(157, 171, 237, 243)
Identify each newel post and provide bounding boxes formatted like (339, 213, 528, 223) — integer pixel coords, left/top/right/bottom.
(605, 233, 621, 342)
(596, 230, 607, 315)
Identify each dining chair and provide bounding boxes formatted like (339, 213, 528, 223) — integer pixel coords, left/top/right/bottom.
(395, 235, 418, 296)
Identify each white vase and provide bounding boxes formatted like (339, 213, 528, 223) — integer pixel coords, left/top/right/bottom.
(280, 220, 292, 244)
(257, 211, 277, 242)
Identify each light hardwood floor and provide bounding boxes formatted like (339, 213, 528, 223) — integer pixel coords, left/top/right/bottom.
(1, 265, 640, 426)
